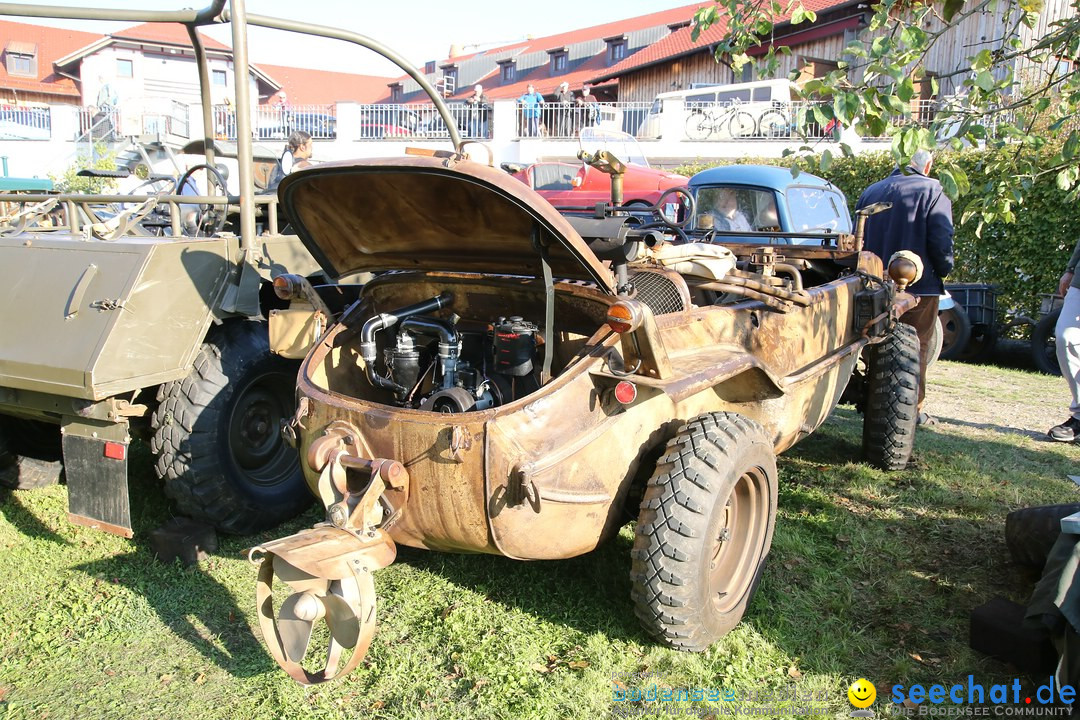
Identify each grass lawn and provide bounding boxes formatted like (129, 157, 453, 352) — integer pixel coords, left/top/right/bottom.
(0, 360, 1077, 719)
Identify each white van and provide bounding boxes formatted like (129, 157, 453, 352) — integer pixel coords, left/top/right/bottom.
(637, 78, 796, 139)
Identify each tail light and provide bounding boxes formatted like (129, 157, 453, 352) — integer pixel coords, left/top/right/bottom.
(273, 274, 305, 300)
(606, 300, 644, 334)
(613, 380, 637, 405)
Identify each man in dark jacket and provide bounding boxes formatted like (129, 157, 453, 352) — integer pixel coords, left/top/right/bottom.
(857, 149, 954, 425)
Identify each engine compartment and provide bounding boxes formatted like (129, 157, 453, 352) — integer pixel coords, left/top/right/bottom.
(308, 274, 613, 412)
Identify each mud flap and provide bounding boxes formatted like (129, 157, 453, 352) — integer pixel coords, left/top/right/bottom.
(63, 432, 133, 538)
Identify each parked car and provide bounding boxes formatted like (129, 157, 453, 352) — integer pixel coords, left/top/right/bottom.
(502, 128, 688, 211)
(687, 164, 852, 243)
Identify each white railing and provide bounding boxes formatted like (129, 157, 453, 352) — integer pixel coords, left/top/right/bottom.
(211, 104, 338, 140)
(0, 104, 51, 140)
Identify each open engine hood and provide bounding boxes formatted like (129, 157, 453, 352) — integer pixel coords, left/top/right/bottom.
(279, 156, 617, 294)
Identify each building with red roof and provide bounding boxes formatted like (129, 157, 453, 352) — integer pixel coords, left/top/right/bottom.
(0, 19, 392, 109)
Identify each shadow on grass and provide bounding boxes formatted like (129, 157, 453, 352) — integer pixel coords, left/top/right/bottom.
(758, 405, 1078, 684)
(0, 486, 71, 546)
(75, 550, 275, 679)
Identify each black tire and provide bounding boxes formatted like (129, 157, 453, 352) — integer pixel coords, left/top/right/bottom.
(927, 316, 944, 369)
(150, 321, 310, 534)
(0, 417, 63, 490)
(862, 322, 920, 471)
(956, 325, 997, 362)
(938, 305, 972, 360)
(1032, 308, 1062, 376)
(631, 412, 777, 651)
(1005, 503, 1080, 568)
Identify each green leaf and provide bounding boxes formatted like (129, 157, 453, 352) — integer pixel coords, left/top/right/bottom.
(1064, 131, 1080, 160)
(938, 168, 959, 199)
(975, 70, 996, 91)
(820, 149, 834, 173)
(896, 77, 915, 103)
(972, 49, 993, 72)
(791, 5, 805, 23)
(833, 93, 861, 125)
(943, 0, 965, 21)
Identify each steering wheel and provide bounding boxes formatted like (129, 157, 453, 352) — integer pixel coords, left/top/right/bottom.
(175, 163, 230, 237)
(653, 186, 696, 229)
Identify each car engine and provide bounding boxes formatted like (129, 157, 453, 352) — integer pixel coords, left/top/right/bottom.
(359, 292, 541, 412)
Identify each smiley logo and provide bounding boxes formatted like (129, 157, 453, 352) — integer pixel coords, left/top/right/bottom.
(848, 678, 876, 708)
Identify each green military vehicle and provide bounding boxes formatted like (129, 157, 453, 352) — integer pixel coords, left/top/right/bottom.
(0, 0, 462, 538)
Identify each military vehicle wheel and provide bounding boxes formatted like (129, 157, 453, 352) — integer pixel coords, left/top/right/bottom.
(938, 305, 971, 360)
(151, 321, 310, 534)
(0, 417, 63, 490)
(862, 322, 920, 471)
(631, 412, 777, 650)
(1032, 308, 1062, 376)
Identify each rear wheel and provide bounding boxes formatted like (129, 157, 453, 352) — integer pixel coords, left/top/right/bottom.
(728, 111, 756, 138)
(1032, 308, 1062, 376)
(862, 323, 920, 471)
(0, 417, 63, 490)
(757, 110, 789, 138)
(631, 412, 777, 650)
(938, 305, 972, 360)
(151, 321, 310, 534)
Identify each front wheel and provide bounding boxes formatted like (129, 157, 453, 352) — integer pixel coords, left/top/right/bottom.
(862, 323, 920, 470)
(685, 113, 711, 141)
(151, 321, 310, 534)
(631, 412, 777, 650)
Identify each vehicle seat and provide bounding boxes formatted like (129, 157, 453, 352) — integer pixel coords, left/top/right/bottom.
(755, 205, 780, 230)
(532, 165, 575, 191)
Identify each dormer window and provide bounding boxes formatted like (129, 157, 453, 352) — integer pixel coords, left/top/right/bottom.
(439, 65, 458, 95)
(499, 60, 516, 84)
(547, 47, 568, 76)
(5, 42, 37, 77)
(390, 84, 403, 102)
(424, 61, 436, 75)
(606, 36, 628, 65)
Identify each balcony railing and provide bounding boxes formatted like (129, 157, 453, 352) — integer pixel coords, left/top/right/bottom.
(212, 104, 337, 140)
(0, 104, 51, 140)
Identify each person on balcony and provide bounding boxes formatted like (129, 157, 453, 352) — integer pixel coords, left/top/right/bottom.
(518, 84, 544, 137)
(93, 75, 119, 140)
(555, 81, 573, 137)
(466, 84, 490, 138)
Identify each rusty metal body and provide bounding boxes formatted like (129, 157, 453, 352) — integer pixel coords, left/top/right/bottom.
(253, 153, 915, 683)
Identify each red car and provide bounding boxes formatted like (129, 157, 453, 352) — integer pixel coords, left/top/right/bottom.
(502, 129, 687, 211)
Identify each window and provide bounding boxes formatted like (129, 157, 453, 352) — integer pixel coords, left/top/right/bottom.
(551, 52, 568, 74)
(390, 84, 403, 102)
(740, 62, 755, 83)
(116, 58, 133, 78)
(5, 42, 37, 77)
(440, 67, 457, 95)
(608, 39, 627, 64)
(424, 61, 436, 75)
(212, 69, 227, 86)
(500, 62, 515, 83)
(784, 187, 851, 233)
(8, 53, 32, 76)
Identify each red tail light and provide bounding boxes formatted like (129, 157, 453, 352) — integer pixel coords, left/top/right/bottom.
(614, 381, 637, 404)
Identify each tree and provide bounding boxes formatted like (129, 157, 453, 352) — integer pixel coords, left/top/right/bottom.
(50, 143, 118, 195)
(693, 0, 1080, 230)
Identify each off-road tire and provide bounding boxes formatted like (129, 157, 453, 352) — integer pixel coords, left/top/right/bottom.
(151, 321, 310, 534)
(862, 322, 920, 471)
(630, 412, 777, 651)
(1032, 308, 1062, 376)
(938, 305, 972, 360)
(1005, 503, 1080, 568)
(0, 417, 63, 490)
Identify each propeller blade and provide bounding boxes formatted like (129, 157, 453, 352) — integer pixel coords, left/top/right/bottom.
(321, 593, 361, 649)
(278, 592, 317, 663)
(273, 555, 329, 594)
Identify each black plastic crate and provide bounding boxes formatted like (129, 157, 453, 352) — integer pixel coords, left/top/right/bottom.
(946, 283, 997, 328)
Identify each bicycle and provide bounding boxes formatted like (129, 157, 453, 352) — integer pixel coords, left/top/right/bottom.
(685, 101, 756, 140)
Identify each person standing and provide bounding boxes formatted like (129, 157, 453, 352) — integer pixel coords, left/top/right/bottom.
(1048, 238, 1080, 441)
(581, 82, 599, 126)
(856, 148, 955, 426)
(555, 81, 573, 137)
(518, 84, 544, 137)
(465, 84, 490, 138)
